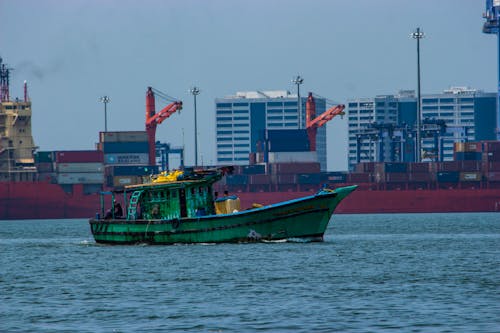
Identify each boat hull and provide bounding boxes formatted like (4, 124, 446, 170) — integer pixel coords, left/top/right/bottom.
(89, 186, 356, 244)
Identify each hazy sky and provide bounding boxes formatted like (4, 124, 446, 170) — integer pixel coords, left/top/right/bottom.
(0, 0, 495, 170)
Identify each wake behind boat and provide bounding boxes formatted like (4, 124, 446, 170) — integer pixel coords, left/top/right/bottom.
(89, 167, 357, 244)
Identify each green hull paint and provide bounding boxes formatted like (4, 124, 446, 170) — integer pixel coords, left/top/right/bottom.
(89, 185, 357, 245)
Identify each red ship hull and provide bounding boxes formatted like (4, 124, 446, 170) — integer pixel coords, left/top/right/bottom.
(1, 181, 500, 220)
(233, 188, 500, 214)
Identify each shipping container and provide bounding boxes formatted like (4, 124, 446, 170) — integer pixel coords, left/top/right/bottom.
(486, 172, 500, 181)
(104, 153, 149, 165)
(482, 141, 500, 152)
(409, 172, 432, 182)
(454, 142, 482, 153)
(483, 162, 500, 171)
(99, 131, 149, 143)
(297, 173, 322, 184)
(375, 172, 408, 183)
(267, 151, 318, 163)
(321, 172, 347, 183)
(55, 150, 103, 163)
(105, 165, 159, 176)
(38, 172, 56, 183)
(249, 174, 271, 185)
(56, 162, 104, 173)
(408, 162, 430, 173)
(102, 141, 149, 154)
(226, 174, 248, 185)
(240, 164, 266, 175)
(460, 160, 481, 172)
(57, 172, 104, 184)
(436, 171, 459, 183)
(112, 175, 142, 187)
(439, 161, 462, 172)
(35, 162, 53, 173)
(355, 162, 376, 173)
(454, 152, 482, 161)
(269, 162, 321, 175)
(83, 184, 103, 195)
(265, 129, 310, 152)
(274, 174, 297, 184)
(375, 162, 408, 173)
(347, 173, 372, 183)
(459, 172, 481, 182)
(482, 151, 500, 162)
(34, 151, 54, 163)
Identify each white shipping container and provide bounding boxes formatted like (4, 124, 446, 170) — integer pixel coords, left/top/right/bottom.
(56, 162, 104, 173)
(267, 151, 317, 163)
(104, 153, 149, 165)
(57, 172, 104, 184)
(100, 131, 149, 143)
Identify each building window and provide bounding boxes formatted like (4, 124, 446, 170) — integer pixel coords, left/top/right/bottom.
(267, 102, 283, 107)
(233, 102, 248, 107)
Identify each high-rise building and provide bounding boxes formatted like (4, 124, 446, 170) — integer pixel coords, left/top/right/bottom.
(347, 88, 496, 170)
(215, 91, 327, 169)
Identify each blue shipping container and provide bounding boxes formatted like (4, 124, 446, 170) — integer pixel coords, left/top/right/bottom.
(454, 152, 482, 161)
(437, 171, 459, 182)
(107, 165, 159, 176)
(103, 141, 149, 154)
(297, 173, 321, 184)
(265, 129, 310, 152)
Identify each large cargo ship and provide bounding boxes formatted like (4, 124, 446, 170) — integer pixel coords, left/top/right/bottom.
(1, 58, 500, 219)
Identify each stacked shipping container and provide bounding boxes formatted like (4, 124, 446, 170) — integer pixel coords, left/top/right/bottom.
(99, 131, 156, 188)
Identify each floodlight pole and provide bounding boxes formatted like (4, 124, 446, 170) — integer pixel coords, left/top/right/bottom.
(189, 87, 201, 167)
(292, 75, 304, 128)
(411, 28, 424, 162)
(99, 96, 110, 132)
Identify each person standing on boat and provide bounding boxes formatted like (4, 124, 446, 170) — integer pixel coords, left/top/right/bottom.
(114, 201, 123, 218)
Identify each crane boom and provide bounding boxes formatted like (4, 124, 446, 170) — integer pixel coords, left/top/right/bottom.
(145, 87, 182, 165)
(305, 92, 345, 151)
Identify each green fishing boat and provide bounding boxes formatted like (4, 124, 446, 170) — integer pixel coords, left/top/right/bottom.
(89, 167, 357, 244)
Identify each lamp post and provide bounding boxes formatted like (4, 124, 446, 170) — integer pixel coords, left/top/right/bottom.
(189, 86, 200, 167)
(292, 75, 304, 128)
(411, 27, 424, 162)
(99, 96, 110, 132)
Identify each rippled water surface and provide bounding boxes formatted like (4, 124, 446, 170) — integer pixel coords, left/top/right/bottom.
(1, 213, 499, 332)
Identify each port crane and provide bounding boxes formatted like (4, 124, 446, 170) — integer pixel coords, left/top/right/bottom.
(305, 92, 345, 151)
(145, 87, 183, 165)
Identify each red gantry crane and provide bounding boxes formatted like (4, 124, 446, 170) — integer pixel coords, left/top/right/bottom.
(145, 87, 183, 165)
(305, 92, 345, 151)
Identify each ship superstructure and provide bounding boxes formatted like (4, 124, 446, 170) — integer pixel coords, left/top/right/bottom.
(0, 58, 37, 182)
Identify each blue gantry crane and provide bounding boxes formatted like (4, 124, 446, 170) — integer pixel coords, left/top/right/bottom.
(483, 0, 500, 140)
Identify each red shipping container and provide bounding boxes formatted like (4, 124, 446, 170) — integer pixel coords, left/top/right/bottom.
(270, 162, 320, 175)
(409, 162, 431, 173)
(439, 161, 461, 172)
(460, 160, 481, 172)
(483, 162, 500, 171)
(486, 172, 500, 181)
(347, 173, 372, 183)
(482, 141, 500, 152)
(55, 150, 104, 163)
(482, 151, 500, 162)
(409, 172, 432, 182)
(355, 162, 375, 173)
(376, 173, 408, 183)
(276, 174, 297, 184)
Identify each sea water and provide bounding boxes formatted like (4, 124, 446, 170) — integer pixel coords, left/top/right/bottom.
(0, 213, 499, 332)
